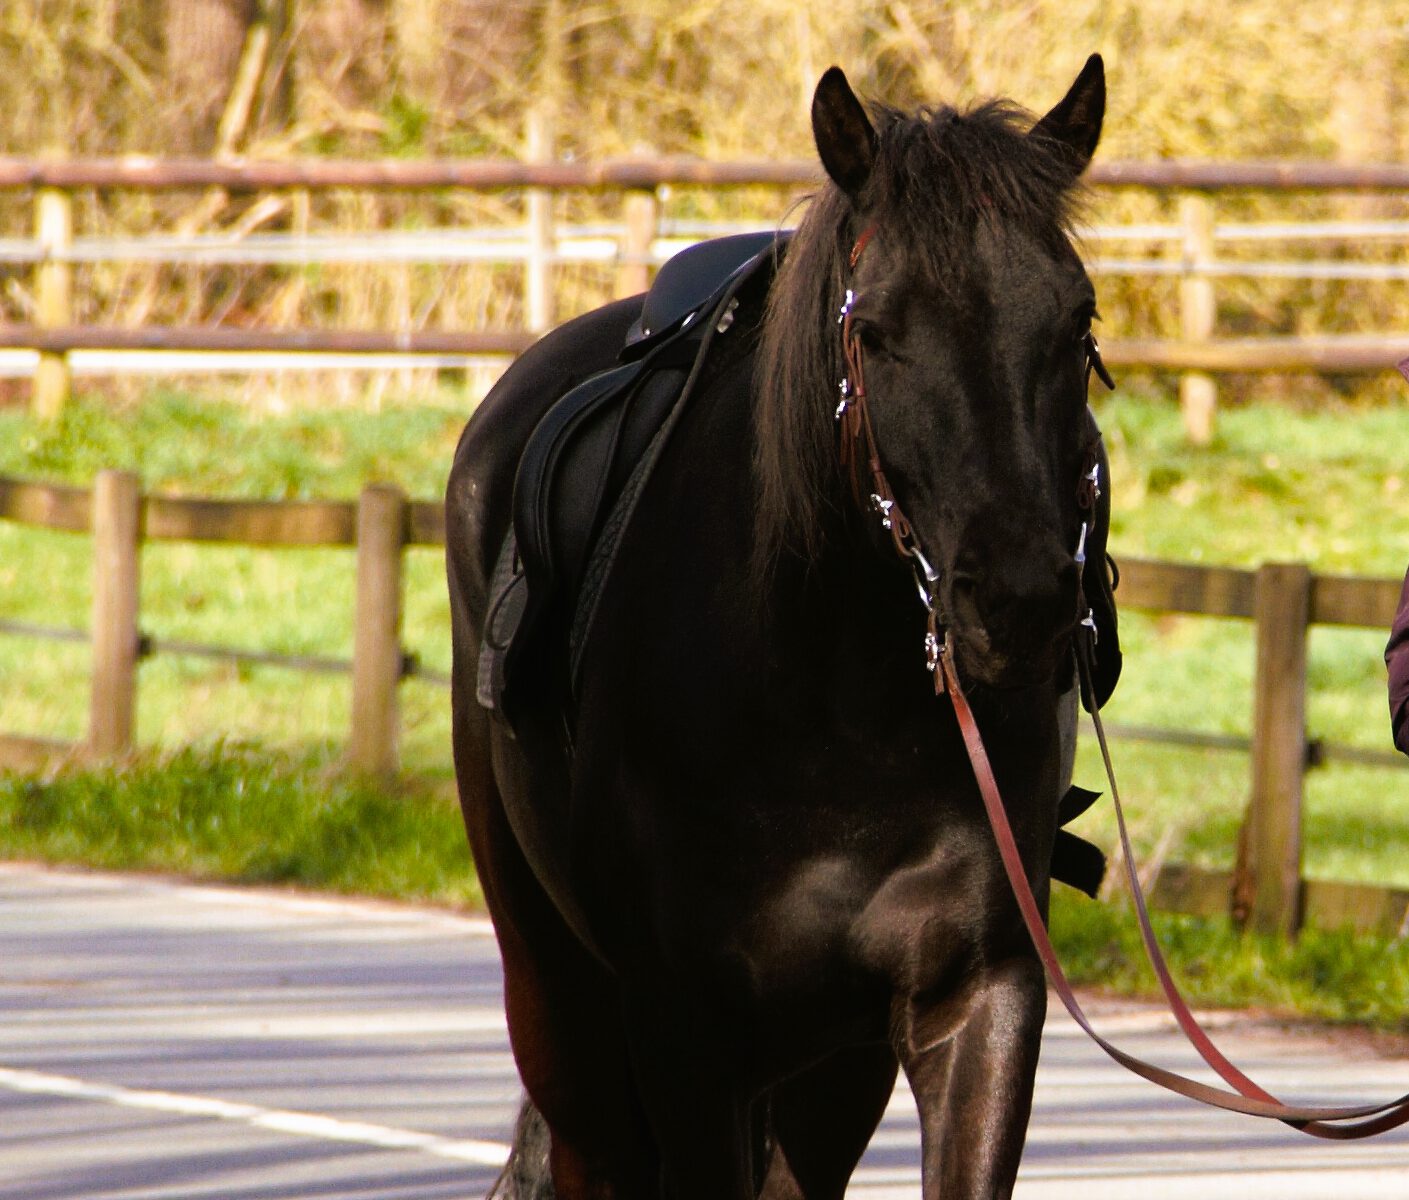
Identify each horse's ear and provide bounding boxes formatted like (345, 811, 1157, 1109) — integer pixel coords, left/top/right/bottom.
(1031, 53, 1105, 174)
(811, 66, 876, 199)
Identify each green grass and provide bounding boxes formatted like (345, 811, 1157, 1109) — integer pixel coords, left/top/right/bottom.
(0, 742, 481, 907)
(0, 387, 468, 498)
(0, 388, 464, 773)
(5, 383, 1409, 1029)
(1050, 890, 1409, 1031)
(1098, 394, 1409, 575)
(1065, 393, 1409, 892)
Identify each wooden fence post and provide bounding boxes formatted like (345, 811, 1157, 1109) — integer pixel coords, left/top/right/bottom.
(34, 186, 74, 421)
(1233, 561, 1311, 936)
(525, 108, 555, 333)
(1179, 193, 1217, 445)
(350, 484, 407, 776)
(89, 469, 142, 758)
(617, 188, 658, 298)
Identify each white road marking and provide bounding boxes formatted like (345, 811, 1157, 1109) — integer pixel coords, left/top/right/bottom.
(0, 1065, 512, 1167)
(195, 1010, 510, 1038)
(0, 862, 498, 934)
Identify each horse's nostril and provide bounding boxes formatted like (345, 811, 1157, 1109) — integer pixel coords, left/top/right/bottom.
(951, 573, 981, 618)
(949, 552, 1081, 652)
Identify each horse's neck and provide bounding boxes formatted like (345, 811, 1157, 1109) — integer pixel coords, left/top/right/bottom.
(754, 503, 926, 691)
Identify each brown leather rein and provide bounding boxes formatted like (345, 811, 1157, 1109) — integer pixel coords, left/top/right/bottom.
(839, 228, 1409, 1139)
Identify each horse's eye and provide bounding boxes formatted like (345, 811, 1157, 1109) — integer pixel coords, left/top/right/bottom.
(853, 319, 889, 354)
(1074, 305, 1099, 344)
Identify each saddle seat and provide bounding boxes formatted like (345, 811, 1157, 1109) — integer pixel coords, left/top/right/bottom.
(477, 231, 788, 728)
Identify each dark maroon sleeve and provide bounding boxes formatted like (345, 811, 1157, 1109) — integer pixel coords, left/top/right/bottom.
(1386, 564, 1409, 755)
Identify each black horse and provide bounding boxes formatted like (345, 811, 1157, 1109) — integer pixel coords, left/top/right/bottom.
(448, 55, 1113, 1199)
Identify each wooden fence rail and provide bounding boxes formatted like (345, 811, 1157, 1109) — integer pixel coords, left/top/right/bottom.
(2, 467, 1407, 933)
(3, 326, 1407, 373)
(7, 157, 1409, 432)
(3, 157, 1409, 191)
(1099, 558, 1408, 936)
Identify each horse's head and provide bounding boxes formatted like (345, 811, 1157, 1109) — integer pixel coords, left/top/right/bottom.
(758, 56, 1108, 692)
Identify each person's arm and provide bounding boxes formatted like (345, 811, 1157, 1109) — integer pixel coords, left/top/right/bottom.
(1385, 565, 1409, 754)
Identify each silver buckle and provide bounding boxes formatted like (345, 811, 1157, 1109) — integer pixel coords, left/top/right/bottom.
(925, 629, 943, 674)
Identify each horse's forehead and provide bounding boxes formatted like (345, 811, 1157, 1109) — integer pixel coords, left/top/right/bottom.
(868, 215, 1081, 299)
(970, 217, 1082, 287)
(947, 222, 1089, 340)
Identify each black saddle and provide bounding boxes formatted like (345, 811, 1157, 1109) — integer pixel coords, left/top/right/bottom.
(624, 231, 781, 350)
(477, 231, 788, 731)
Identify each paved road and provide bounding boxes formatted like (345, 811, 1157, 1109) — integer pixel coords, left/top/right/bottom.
(3, 862, 1409, 1199)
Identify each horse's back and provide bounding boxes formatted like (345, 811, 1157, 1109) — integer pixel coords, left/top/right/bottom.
(445, 294, 644, 621)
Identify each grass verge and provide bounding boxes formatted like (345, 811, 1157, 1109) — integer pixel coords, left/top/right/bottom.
(4, 744, 1409, 1034)
(0, 744, 481, 909)
(1051, 889, 1409, 1034)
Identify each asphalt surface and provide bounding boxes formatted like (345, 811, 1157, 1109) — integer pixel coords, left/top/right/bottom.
(4, 862, 1409, 1199)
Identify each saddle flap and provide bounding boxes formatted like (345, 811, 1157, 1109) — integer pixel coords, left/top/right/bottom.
(1051, 829, 1106, 899)
(512, 362, 641, 594)
(1057, 784, 1102, 827)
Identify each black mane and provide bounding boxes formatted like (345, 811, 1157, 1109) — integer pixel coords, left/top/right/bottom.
(753, 97, 1087, 576)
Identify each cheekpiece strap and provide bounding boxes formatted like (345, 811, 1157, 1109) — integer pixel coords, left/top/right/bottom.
(848, 226, 876, 270)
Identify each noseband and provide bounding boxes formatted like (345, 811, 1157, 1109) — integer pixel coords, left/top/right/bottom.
(834, 225, 1112, 689)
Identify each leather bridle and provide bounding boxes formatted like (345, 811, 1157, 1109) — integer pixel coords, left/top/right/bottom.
(836, 227, 1109, 689)
(838, 225, 1409, 1138)
(836, 263, 947, 679)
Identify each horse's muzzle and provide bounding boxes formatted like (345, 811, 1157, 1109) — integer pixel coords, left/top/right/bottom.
(945, 545, 1082, 688)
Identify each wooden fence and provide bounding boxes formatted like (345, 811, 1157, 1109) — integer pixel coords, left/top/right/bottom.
(0, 470, 445, 778)
(2, 466, 1407, 935)
(6, 157, 1409, 436)
(1112, 559, 1408, 937)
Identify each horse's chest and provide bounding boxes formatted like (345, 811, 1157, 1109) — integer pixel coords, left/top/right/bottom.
(580, 746, 1001, 983)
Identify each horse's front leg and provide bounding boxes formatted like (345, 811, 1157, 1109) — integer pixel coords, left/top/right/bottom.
(620, 989, 758, 1200)
(897, 954, 1046, 1199)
